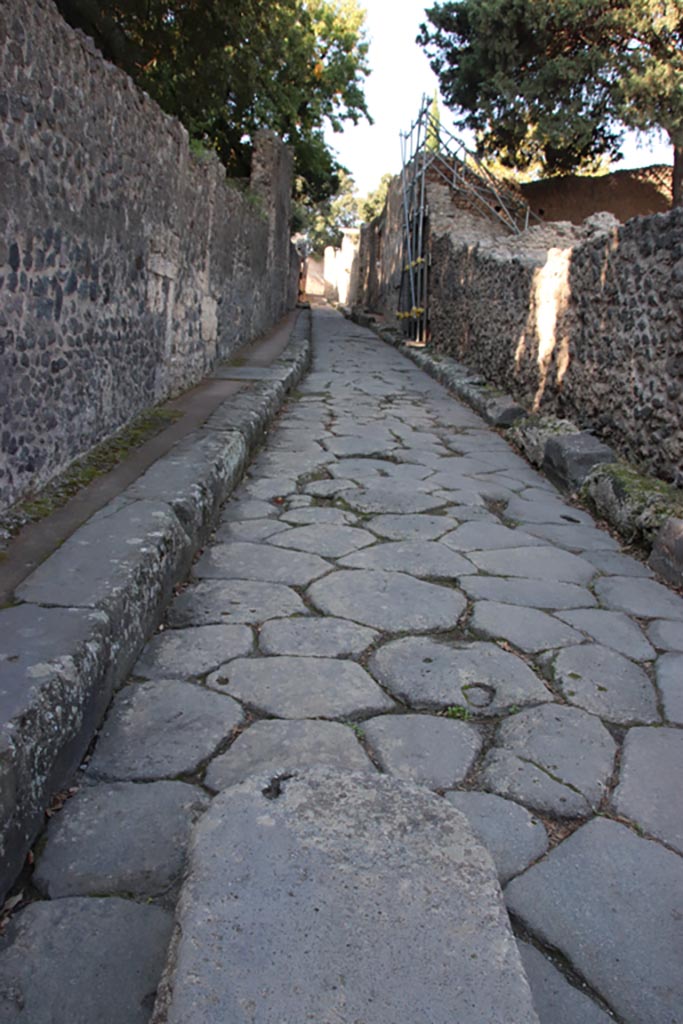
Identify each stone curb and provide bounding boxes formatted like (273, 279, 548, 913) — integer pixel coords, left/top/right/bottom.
(0, 310, 312, 900)
(351, 313, 683, 588)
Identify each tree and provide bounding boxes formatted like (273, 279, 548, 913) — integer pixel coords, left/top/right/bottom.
(418, 0, 683, 205)
(296, 170, 361, 254)
(359, 172, 394, 222)
(56, 0, 371, 202)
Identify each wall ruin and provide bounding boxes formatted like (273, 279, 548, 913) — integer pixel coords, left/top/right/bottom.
(0, 0, 299, 512)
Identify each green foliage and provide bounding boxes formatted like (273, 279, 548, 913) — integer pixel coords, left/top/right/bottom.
(418, 0, 683, 202)
(296, 170, 361, 254)
(56, 0, 371, 203)
(359, 172, 394, 222)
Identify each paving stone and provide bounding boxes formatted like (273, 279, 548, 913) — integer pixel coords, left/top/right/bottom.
(258, 616, 378, 657)
(581, 550, 653, 577)
(362, 714, 482, 789)
(369, 637, 552, 714)
(206, 656, 395, 719)
(340, 485, 446, 514)
(205, 719, 374, 790)
(167, 580, 309, 627)
(193, 541, 331, 586)
(323, 435, 401, 457)
(594, 575, 683, 620)
(303, 478, 359, 497)
(480, 704, 616, 817)
(468, 546, 596, 584)
(268, 523, 375, 557)
(521, 523, 620, 553)
(365, 513, 459, 540)
(440, 522, 544, 551)
(213, 518, 290, 542)
(88, 680, 244, 781)
(461, 577, 597, 609)
(656, 653, 683, 723)
(505, 496, 594, 526)
(156, 768, 539, 1024)
(505, 818, 683, 1024)
(612, 726, 683, 853)
(328, 457, 434, 483)
(308, 569, 466, 632)
(220, 498, 278, 521)
(133, 625, 254, 680)
(0, 897, 172, 1024)
(471, 602, 585, 653)
(555, 609, 655, 662)
(649, 620, 683, 651)
(554, 644, 659, 724)
(445, 792, 548, 885)
(279, 506, 356, 526)
(240, 476, 298, 500)
(338, 540, 474, 578)
(34, 781, 207, 899)
(517, 941, 615, 1024)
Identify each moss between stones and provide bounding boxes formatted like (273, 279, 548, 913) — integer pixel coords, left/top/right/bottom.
(0, 404, 183, 549)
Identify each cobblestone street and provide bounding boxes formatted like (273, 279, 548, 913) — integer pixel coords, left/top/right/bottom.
(3, 306, 682, 1023)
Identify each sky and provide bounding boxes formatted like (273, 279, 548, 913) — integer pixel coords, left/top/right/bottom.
(324, 0, 674, 198)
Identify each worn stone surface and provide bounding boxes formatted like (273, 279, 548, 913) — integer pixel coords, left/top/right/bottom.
(88, 681, 244, 781)
(205, 720, 374, 791)
(480, 705, 616, 816)
(308, 569, 467, 632)
(506, 818, 683, 1024)
(517, 941, 615, 1024)
(505, 496, 594, 526)
(521, 522, 620, 553)
(34, 781, 207, 898)
(581, 550, 652, 577)
(267, 523, 375, 557)
(340, 485, 445, 514)
(362, 714, 482, 789)
(193, 541, 331, 586)
(258, 616, 378, 657)
(649, 621, 683, 652)
(133, 625, 254, 680)
(365, 513, 459, 540)
(612, 727, 683, 853)
(461, 576, 596, 609)
(0, 898, 172, 1024)
(441, 522, 544, 551)
(656, 653, 683, 723)
(152, 769, 538, 1023)
(471, 602, 585, 653)
(167, 580, 309, 627)
(214, 518, 290, 542)
(555, 609, 655, 661)
(206, 656, 395, 719)
(554, 644, 659, 724)
(467, 546, 596, 584)
(445, 792, 548, 885)
(594, 575, 683, 620)
(338, 540, 474, 578)
(370, 637, 552, 714)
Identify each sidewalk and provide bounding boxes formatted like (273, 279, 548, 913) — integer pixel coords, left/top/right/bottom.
(1, 306, 681, 1024)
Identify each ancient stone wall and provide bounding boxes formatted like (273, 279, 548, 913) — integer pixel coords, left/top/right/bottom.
(0, 0, 299, 512)
(357, 175, 683, 485)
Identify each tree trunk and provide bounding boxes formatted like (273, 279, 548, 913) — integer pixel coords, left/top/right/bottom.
(673, 143, 683, 208)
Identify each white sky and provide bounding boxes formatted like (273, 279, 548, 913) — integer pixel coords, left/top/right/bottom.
(324, 0, 673, 197)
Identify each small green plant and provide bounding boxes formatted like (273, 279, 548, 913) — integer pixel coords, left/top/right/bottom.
(444, 705, 471, 721)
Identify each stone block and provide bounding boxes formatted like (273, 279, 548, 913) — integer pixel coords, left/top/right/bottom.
(542, 433, 615, 492)
(648, 517, 683, 587)
(151, 769, 539, 1023)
